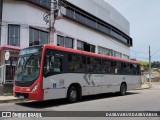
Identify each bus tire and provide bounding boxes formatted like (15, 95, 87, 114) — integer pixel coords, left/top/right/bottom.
(120, 83, 127, 96)
(67, 86, 78, 103)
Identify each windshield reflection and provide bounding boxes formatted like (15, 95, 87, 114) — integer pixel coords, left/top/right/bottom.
(16, 54, 41, 82)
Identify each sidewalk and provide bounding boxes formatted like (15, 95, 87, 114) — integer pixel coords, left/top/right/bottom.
(141, 82, 160, 89)
(0, 96, 20, 103)
(141, 83, 150, 89)
(151, 82, 160, 89)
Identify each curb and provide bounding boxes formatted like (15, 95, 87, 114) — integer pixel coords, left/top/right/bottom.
(135, 85, 150, 90)
(135, 87, 150, 90)
(0, 97, 29, 104)
(141, 84, 151, 89)
(0, 99, 20, 104)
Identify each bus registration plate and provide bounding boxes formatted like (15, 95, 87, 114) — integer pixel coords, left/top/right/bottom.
(19, 95, 24, 99)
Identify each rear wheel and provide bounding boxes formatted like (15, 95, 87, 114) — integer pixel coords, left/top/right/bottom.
(67, 86, 78, 103)
(120, 84, 127, 96)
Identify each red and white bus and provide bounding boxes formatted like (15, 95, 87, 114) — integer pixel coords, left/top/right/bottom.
(13, 44, 141, 102)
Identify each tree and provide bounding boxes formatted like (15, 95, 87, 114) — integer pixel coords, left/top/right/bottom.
(140, 61, 149, 71)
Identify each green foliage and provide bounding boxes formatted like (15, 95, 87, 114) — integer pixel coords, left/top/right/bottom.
(140, 61, 149, 66)
(140, 61, 149, 71)
(140, 61, 160, 71)
(151, 61, 160, 68)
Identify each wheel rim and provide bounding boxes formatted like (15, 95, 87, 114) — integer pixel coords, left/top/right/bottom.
(121, 84, 126, 95)
(70, 88, 77, 100)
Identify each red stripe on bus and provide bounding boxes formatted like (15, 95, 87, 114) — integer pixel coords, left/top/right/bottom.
(43, 44, 140, 64)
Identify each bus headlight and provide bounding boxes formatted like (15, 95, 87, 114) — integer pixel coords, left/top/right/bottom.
(32, 84, 39, 92)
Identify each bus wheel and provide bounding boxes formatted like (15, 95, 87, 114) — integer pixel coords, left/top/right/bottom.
(120, 83, 127, 96)
(67, 86, 78, 103)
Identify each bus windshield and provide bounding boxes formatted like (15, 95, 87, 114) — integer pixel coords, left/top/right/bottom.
(16, 46, 42, 82)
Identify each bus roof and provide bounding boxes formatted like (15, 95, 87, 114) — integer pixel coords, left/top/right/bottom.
(43, 44, 140, 64)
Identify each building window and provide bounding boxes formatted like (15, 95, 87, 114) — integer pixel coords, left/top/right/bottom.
(86, 17, 96, 29)
(77, 40, 95, 53)
(57, 35, 73, 48)
(98, 47, 110, 56)
(66, 7, 74, 19)
(77, 40, 84, 50)
(8, 25, 20, 46)
(75, 12, 87, 24)
(114, 51, 122, 58)
(29, 27, 49, 46)
(90, 45, 95, 53)
(110, 50, 114, 56)
(123, 54, 130, 60)
(27, 0, 51, 9)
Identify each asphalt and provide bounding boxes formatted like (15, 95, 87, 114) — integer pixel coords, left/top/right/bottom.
(0, 83, 158, 104)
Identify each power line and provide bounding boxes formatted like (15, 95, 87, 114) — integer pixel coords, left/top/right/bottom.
(130, 49, 149, 54)
(137, 57, 149, 60)
(151, 48, 160, 57)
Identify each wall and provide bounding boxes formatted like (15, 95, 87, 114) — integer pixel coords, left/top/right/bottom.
(55, 18, 130, 56)
(1, 0, 48, 48)
(0, 0, 3, 45)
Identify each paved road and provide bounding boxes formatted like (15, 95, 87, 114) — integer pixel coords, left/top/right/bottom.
(0, 89, 160, 120)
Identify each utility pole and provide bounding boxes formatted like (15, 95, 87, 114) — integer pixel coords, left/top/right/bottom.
(50, 0, 55, 44)
(149, 46, 152, 88)
(43, 0, 61, 45)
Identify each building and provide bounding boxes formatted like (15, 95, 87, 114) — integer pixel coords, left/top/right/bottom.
(0, 0, 132, 85)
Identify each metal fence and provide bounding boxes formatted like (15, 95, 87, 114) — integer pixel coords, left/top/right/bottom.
(0, 65, 5, 86)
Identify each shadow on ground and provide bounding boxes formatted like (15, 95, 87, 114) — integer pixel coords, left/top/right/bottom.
(16, 92, 139, 109)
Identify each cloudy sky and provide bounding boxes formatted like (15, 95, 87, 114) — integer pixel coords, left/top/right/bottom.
(104, 0, 160, 61)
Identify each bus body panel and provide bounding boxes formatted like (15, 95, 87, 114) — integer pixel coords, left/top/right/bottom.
(42, 73, 141, 100)
(14, 77, 43, 101)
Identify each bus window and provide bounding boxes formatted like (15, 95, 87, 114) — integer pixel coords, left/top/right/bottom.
(86, 57, 101, 73)
(115, 62, 122, 74)
(136, 64, 141, 75)
(93, 58, 101, 73)
(54, 57, 62, 72)
(44, 55, 62, 77)
(68, 54, 86, 73)
(133, 64, 137, 75)
(102, 59, 111, 74)
(111, 61, 115, 74)
(119, 62, 125, 74)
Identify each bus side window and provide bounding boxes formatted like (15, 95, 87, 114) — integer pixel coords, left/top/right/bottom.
(44, 55, 51, 74)
(44, 55, 62, 77)
(115, 62, 121, 74)
(53, 57, 62, 72)
(137, 65, 140, 75)
(111, 61, 115, 74)
(87, 57, 93, 73)
(115, 61, 118, 74)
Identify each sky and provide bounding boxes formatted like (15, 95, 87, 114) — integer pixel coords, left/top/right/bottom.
(104, 0, 160, 62)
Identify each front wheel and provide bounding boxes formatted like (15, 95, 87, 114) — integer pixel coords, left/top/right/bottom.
(67, 86, 78, 103)
(120, 84, 127, 96)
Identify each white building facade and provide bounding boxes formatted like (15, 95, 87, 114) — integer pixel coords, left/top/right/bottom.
(0, 0, 132, 84)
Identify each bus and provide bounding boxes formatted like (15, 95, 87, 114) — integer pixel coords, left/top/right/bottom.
(13, 44, 141, 103)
